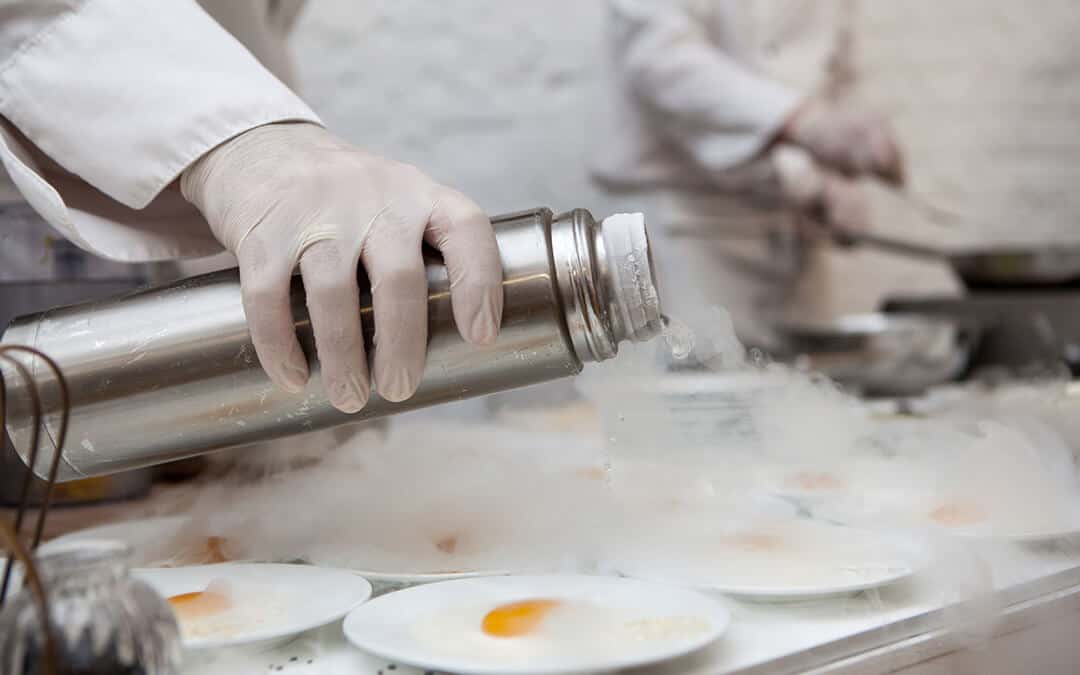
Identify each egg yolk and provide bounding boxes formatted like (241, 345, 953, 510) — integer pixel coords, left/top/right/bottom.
(720, 532, 785, 552)
(929, 501, 987, 527)
(786, 471, 845, 491)
(168, 588, 230, 620)
(575, 466, 607, 481)
(203, 536, 232, 563)
(167, 536, 232, 567)
(435, 534, 460, 555)
(482, 599, 561, 638)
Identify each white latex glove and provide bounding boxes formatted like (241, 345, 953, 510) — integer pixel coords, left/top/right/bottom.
(773, 144, 871, 235)
(781, 96, 905, 186)
(181, 122, 504, 412)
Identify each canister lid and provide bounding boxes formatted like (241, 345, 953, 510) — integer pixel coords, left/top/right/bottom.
(600, 213, 664, 345)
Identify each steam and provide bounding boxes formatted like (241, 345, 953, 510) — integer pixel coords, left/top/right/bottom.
(167, 306, 1080, 650)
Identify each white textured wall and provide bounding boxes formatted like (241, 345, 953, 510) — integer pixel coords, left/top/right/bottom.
(292, 1, 1080, 249)
(805, 1, 1080, 316)
(858, 0, 1080, 248)
(291, 0, 619, 219)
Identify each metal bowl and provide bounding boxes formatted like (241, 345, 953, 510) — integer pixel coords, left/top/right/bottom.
(775, 313, 980, 397)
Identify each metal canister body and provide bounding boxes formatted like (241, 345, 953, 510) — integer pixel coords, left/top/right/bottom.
(3, 208, 662, 480)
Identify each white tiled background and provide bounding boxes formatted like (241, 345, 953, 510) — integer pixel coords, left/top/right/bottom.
(290, 0, 615, 220)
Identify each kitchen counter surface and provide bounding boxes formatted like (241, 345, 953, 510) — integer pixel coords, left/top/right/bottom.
(9, 475, 1080, 674)
(178, 537, 1080, 675)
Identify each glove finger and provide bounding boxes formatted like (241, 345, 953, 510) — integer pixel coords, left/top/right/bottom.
(868, 124, 906, 186)
(299, 239, 370, 413)
(425, 188, 503, 346)
(773, 145, 827, 212)
(236, 234, 310, 394)
(361, 209, 429, 403)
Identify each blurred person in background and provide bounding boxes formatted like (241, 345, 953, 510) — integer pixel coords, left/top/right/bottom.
(0, 1, 503, 474)
(591, 0, 924, 354)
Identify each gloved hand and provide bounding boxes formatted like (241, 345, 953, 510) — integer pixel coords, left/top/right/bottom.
(772, 144, 871, 236)
(181, 122, 504, 413)
(781, 96, 905, 186)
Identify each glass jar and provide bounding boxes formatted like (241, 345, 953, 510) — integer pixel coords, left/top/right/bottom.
(0, 539, 181, 675)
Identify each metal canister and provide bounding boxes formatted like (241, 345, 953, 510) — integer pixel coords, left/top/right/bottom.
(0, 201, 158, 503)
(3, 208, 663, 481)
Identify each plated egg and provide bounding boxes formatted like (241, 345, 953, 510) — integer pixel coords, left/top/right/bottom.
(414, 597, 624, 663)
(612, 517, 922, 600)
(165, 579, 285, 641)
(344, 574, 730, 674)
(927, 500, 988, 528)
(140, 564, 373, 651)
(784, 471, 847, 492)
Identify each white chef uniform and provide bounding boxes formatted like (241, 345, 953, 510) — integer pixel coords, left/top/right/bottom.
(592, 0, 849, 349)
(0, 0, 373, 473)
(0, 0, 318, 265)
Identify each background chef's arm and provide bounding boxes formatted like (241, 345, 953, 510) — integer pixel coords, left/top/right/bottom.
(0, 0, 320, 262)
(610, 0, 802, 196)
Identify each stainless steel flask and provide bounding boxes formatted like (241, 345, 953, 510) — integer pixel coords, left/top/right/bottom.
(2, 208, 663, 481)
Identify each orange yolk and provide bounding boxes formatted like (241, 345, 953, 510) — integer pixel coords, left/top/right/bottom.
(481, 599, 561, 638)
(720, 532, 785, 552)
(575, 466, 607, 481)
(168, 589, 230, 620)
(202, 537, 231, 564)
(929, 501, 988, 527)
(435, 535, 460, 555)
(167, 536, 232, 567)
(786, 471, 845, 491)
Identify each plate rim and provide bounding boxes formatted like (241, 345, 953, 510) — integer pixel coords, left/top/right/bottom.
(47, 517, 510, 581)
(135, 562, 373, 651)
(813, 503, 1080, 543)
(614, 524, 927, 601)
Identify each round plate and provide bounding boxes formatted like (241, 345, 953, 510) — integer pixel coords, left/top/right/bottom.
(42, 516, 195, 567)
(343, 574, 730, 675)
(815, 499, 1080, 544)
(45, 518, 503, 587)
(911, 520, 1080, 543)
(933, 499, 1080, 542)
(615, 520, 925, 602)
(135, 563, 372, 651)
(356, 569, 507, 595)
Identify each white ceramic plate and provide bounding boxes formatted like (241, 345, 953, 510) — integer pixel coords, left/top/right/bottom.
(815, 499, 1080, 543)
(135, 563, 372, 651)
(356, 569, 508, 595)
(932, 498, 1080, 542)
(615, 519, 925, 602)
(45, 517, 503, 587)
(42, 516, 196, 568)
(343, 574, 730, 675)
(911, 520, 1080, 543)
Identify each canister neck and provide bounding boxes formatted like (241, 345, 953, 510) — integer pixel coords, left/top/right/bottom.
(550, 209, 663, 363)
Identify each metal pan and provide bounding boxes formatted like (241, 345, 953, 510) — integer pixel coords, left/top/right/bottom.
(833, 230, 1080, 289)
(774, 313, 980, 397)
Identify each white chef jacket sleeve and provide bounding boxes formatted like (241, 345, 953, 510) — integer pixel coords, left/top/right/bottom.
(610, 0, 802, 189)
(0, 0, 322, 262)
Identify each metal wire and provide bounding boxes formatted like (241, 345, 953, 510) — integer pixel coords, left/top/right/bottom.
(0, 344, 71, 674)
(0, 520, 58, 675)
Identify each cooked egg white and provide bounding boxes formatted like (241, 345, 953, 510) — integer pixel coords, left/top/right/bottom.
(410, 597, 708, 666)
(616, 518, 916, 592)
(167, 580, 286, 641)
